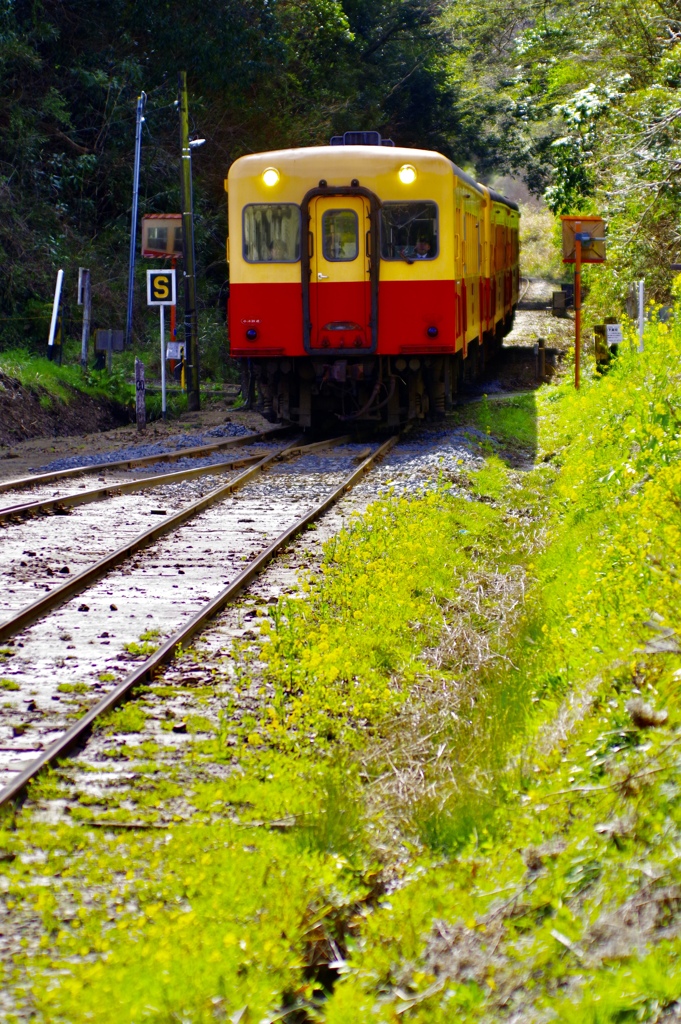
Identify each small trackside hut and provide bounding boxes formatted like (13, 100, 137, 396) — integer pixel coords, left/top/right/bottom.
(225, 132, 519, 426)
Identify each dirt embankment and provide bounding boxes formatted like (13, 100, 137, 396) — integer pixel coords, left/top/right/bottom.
(0, 371, 131, 449)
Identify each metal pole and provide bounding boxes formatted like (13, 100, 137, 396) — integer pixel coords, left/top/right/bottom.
(125, 92, 147, 350)
(179, 71, 200, 411)
(638, 279, 645, 352)
(160, 304, 167, 420)
(80, 269, 91, 368)
(574, 231, 582, 389)
(170, 253, 177, 342)
(47, 269, 64, 357)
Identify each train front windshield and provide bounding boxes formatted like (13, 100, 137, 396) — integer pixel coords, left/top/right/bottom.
(380, 201, 438, 260)
(243, 203, 301, 262)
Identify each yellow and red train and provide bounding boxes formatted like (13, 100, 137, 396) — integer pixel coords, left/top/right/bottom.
(225, 132, 519, 426)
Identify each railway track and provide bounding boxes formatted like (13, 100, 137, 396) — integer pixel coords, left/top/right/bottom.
(0, 423, 290, 496)
(0, 432, 398, 807)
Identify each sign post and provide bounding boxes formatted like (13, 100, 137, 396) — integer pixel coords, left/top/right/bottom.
(147, 268, 177, 420)
(575, 227, 582, 388)
(561, 216, 606, 388)
(141, 215, 182, 377)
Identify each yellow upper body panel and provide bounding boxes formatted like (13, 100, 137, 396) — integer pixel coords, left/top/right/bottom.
(227, 145, 485, 285)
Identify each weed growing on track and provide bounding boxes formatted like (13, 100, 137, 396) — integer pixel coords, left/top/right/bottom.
(257, 487, 530, 753)
(2, 305, 681, 1021)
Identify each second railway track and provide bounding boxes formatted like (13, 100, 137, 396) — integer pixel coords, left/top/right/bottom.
(0, 433, 398, 805)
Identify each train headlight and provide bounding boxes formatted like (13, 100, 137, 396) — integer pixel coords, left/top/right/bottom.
(262, 167, 280, 187)
(398, 164, 417, 185)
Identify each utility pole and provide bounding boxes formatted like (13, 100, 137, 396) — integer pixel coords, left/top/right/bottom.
(125, 91, 147, 350)
(178, 71, 200, 411)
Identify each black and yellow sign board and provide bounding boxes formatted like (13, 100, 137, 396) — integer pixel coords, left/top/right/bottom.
(146, 268, 176, 306)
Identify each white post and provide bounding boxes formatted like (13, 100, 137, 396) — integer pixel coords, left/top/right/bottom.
(47, 269, 64, 353)
(638, 279, 645, 353)
(160, 304, 167, 420)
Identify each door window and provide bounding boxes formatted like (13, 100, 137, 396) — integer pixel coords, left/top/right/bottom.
(380, 202, 438, 260)
(243, 204, 301, 262)
(322, 209, 359, 262)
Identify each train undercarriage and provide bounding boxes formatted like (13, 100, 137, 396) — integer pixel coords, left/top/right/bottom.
(243, 309, 515, 427)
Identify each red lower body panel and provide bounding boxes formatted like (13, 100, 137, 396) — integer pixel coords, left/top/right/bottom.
(377, 279, 458, 354)
(229, 278, 467, 358)
(229, 282, 303, 358)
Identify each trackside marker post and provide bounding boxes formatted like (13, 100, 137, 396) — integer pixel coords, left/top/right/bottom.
(77, 268, 91, 368)
(135, 359, 146, 431)
(147, 268, 177, 420)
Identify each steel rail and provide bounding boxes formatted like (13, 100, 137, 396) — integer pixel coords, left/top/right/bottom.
(0, 434, 354, 524)
(0, 424, 292, 496)
(0, 435, 356, 643)
(0, 453, 267, 524)
(0, 433, 398, 808)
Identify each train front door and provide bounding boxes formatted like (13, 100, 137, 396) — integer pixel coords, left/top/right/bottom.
(309, 195, 372, 351)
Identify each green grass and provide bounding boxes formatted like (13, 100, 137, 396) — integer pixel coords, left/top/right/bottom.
(322, 304, 681, 1021)
(0, 348, 134, 407)
(462, 391, 539, 450)
(0, 348, 197, 422)
(2, 305, 681, 1021)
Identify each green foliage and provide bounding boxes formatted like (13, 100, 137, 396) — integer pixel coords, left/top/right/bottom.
(443, 0, 680, 303)
(322, 304, 681, 1020)
(0, 0, 463, 367)
(518, 203, 565, 282)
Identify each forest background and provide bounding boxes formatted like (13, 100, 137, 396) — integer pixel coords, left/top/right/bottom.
(0, 0, 679, 371)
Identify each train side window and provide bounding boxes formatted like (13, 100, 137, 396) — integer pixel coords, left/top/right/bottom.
(322, 209, 359, 261)
(243, 204, 301, 262)
(380, 202, 438, 260)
